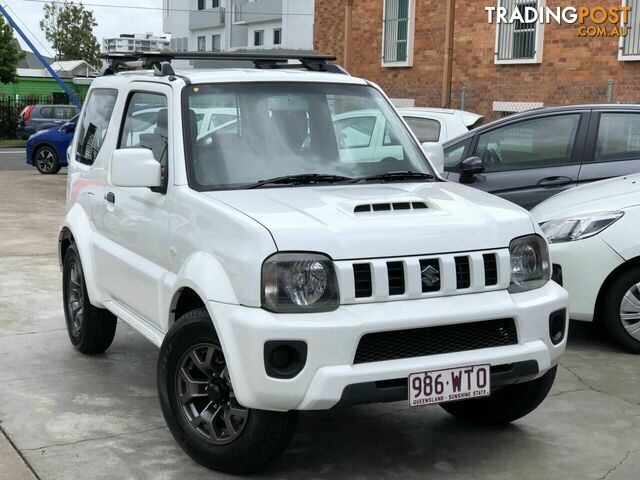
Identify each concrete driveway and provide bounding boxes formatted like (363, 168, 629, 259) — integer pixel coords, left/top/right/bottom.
(0, 161, 639, 480)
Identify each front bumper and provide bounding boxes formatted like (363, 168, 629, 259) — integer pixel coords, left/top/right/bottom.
(548, 237, 623, 321)
(208, 281, 568, 411)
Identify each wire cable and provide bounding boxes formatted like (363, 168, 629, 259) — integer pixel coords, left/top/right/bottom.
(18, 0, 313, 16)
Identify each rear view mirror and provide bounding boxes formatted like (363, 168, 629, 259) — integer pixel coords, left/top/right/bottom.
(421, 142, 445, 174)
(460, 156, 484, 175)
(111, 148, 161, 188)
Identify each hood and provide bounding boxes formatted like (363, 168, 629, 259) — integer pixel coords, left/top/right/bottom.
(207, 182, 535, 260)
(532, 174, 640, 223)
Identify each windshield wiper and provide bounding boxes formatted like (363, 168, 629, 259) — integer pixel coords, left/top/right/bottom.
(245, 174, 353, 189)
(349, 171, 436, 184)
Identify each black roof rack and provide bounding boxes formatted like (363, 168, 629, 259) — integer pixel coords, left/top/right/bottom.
(99, 51, 348, 77)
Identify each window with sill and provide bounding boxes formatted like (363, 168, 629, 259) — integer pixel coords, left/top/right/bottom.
(382, 0, 415, 67)
(495, 0, 544, 64)
(620, 0, 640, 60)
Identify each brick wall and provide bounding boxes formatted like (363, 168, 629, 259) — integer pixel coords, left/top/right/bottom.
(314, 0, 640, 120)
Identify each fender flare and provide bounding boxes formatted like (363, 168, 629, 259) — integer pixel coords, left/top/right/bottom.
(165, 252, 240, 331)
(60, 205, 109, 306)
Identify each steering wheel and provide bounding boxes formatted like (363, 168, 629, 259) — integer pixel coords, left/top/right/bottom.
(482, 147, 502, 168)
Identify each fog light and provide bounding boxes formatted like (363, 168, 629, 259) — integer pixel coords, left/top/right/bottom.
(549, 309, 567, 345)
(264, 341, 307, 379)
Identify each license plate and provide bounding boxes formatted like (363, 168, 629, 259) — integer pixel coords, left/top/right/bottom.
(408, 364, 491, 407)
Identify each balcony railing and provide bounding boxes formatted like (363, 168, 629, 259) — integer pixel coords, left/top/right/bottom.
(233, 0, 281, 24)
(189, 7, 226, 30)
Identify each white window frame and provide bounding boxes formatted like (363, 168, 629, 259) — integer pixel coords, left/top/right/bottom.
(381, 0, 416, 68)
(212, 34, 221, 52)
(494, 0, 545, 65)
(619, 0, 640, 61)
(197, 36, 206, 52)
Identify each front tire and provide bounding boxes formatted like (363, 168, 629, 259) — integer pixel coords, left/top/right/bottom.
(602, 267, 640, 354)
(157, 308, 298, 474)
(62, 245, 117, 353)
(439, 366, 557, 425)
(34, 145, 61, 174)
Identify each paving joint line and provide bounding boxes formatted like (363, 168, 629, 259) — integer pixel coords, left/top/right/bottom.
(0, 422, 42, 480)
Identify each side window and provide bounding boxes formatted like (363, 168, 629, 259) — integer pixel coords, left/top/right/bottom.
(594, 113, 640, 163)
(119, 92, 169, 168)
(334, 116, 376, 149)
(40, 107, 53, 118)
(444, 141, 468, 168)
(475, 114, 580, 172)
(404, 116, 441, 142)
(76, 89, 118, 166)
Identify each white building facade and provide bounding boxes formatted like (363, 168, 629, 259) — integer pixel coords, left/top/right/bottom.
(162, 0, 314, 53)
(102, 33, 171, 54)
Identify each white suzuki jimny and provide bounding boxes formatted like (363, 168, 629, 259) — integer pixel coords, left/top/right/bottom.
(60, 53, 568, 474)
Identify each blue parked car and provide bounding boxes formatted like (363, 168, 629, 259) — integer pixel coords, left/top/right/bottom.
(26, 115, 77, 174)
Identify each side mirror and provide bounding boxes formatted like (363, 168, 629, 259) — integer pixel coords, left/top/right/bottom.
(111, 148, 161, 188)
(60, 122, 75, 133)
(421, 142, 445, 174)
(459, 156, 484, 175)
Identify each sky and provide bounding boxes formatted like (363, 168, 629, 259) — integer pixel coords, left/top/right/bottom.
(3, 0, 164, 57)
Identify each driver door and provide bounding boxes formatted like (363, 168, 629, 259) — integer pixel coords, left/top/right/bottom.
(447, 112, 587, 210)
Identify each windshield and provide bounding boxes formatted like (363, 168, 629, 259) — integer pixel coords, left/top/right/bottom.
(183, 82, 434, 190)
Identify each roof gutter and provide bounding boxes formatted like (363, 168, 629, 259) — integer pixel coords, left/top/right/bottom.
(441, 0, 456, 108)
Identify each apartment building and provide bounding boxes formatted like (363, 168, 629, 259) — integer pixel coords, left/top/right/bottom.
(102, 33, 170, 54)
(162, 0, 314, 54)
(315, 0, 640, 119)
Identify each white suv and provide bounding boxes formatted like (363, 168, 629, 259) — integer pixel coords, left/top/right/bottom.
(59, 53, 568, 474)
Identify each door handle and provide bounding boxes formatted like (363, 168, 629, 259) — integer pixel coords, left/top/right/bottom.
(105, 192, 116, 204)
(537, 176, 573, 188)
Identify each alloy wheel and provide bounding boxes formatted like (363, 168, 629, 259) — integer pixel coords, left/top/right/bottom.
(176, 343, 249, 445)
(620, 283, 640, 341)
(67, 260, 84, 337)
(36, 148, 56, 173)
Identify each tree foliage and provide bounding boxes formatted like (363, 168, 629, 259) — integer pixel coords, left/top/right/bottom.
(40, 1, 100, 67)
(0, 14, 25, 84)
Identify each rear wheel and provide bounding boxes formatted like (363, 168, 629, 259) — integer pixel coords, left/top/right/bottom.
(439, 366, 557, 425)
(158, 308, 298, 474)
(602, 267, 640, 354)
(34, 145, 61, 174)
(62, 245, 117, 353)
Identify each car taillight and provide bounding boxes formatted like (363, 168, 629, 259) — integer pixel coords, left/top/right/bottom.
(21, 105, 35, 122)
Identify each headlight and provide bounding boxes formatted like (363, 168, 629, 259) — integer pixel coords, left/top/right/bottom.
(509, 234, 550, 293)
(540, 212, 624, 244)
(262, 253, 339, 313)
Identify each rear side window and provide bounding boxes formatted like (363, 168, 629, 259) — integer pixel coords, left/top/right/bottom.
(595, 113, 640, 163)
(475, 114, 580, 172)
(334, 116, 376, 149)
(39, 107, 53, 118)
(76, 89, 118, 166)
(404, 116, 441, 143)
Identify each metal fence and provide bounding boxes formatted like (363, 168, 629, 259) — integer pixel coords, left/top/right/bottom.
(0, 95, 73, 139)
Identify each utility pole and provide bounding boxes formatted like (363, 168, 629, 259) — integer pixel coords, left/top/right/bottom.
(343, 0, 354, 71)
(441, 0, 456, 108)
(0, 4, 82, 108)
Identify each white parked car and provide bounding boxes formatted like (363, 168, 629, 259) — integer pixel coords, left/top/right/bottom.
(60, 53, 567, 474)
(396, 107, 484, 143)
(532, 174, 640, 353)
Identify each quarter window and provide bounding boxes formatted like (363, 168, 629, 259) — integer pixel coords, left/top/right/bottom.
(76, 89, 118, 166)
(404, 117, 441, 142)
(119, 92, 169, 168)
(475, 114, 580, 172)
(444, 142, 468, 168)
(595, 113, 640, 162)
